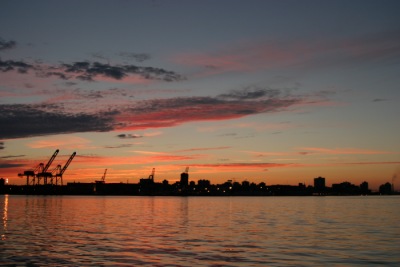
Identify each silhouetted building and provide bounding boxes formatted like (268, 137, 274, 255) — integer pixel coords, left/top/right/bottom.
(180, 172, 189, 188)
(360, 181, 370, 195)
(314, 177, 326, 192)
(139, 178, 154, 186)
(332, 181, 360, 195)
(198, 179, 210, 188)
(379, 182, 392, 195)
(0, 178, 4, 194)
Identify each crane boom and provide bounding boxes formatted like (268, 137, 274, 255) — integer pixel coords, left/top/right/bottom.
(148, 168, 155, 180)
(102, 169, 107, 182)
(43, 149, 59, 172)
(60, 152, 76, 175)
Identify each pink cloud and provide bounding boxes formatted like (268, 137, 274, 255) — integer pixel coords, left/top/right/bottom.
(173, 30, 400, 78)
(115, 97, 302, 131)
(174, 42, 296, 77)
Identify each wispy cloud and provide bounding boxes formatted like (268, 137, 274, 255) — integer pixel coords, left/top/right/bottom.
(174, 29, 400, 77)
(0, 58, 185, 82)
(176, 146, 231, 152)
(0, 154, 25, 159)
(0, 37, 16, 51)
(0, 59, 33, 73)
(53, 61, 185, 82)
(0, 161, 25, 169)
(104, 144, 135, 149)
(189, 162, 292, 170)
(298, 147, 394, 155)
(372, 98, 388, 102)
(116, 133, 143, 139)
(28, 136, 93, 149)
(118, 52, 151, 62)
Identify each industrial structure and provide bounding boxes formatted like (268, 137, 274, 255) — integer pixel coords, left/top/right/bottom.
(140, 168, 155, 185)
(95, 169, 107, 184)
(18, 150, 76, 186)
(51, 152, 76, 185)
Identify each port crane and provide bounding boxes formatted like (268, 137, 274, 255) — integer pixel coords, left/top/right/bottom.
(95, 169, 107, 184)
(18, 149, 59, 185)
(36, 149, 59, 185)
(52, 152, 76, 185)
(18, 164, 41, 186)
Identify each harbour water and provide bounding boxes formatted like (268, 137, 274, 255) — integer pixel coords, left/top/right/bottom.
(1, 195, 399, 266)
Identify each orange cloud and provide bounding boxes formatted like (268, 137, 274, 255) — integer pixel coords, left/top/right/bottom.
(28, 136, 93, 149)
(189, 162, 291, 170)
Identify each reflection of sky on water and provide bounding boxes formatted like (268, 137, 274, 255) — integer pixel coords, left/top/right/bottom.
(1, 195, 8, 240)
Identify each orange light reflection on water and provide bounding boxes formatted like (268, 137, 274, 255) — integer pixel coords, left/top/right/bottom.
(1, 194, 8, 240)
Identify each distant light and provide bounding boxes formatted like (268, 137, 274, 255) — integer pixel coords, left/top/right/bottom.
(5, 179, 8, 184)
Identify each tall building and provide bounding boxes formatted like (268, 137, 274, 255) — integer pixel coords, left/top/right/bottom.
(314, 176, 326, 192)
(180, 172, 189, 188)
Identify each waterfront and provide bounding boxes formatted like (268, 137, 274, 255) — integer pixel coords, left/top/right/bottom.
(1, 195, 399, 266)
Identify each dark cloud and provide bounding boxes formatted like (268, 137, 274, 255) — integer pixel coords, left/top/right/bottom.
(1, 155, 25, 159)
(218, 87, 281, 100)
(1, 57, 184, 82)
(0, 104, 115, 139)
(372, 98, 388, 102)
(58, 61, 184, 82)
(104, 144, 134, 149)
(42, 71, 69, 80)
(0, 161, 25, 168)
(0, 38, 16, 51)
(119, 52, 151, 62)
(0, 58, 34, 73)
(91, 52, 110, 62)
(116, 133, 143, 139)
(0, 141, 4, 149)
(1, 88, 307, 139)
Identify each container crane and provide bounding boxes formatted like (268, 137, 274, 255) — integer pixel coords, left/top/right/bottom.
(18, 149, 59, 185)
(36, 149, 59, 185)
(18, 164, 41, 186)
(52, 152, 76, 185)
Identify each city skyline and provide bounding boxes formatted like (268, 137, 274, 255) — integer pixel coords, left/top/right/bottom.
(1, 0, 400, 190)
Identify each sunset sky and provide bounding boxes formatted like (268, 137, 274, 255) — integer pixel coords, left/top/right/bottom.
(1, 0, 399, 190)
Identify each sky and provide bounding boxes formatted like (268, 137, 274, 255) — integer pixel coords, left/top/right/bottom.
(1, 0, 399, 190)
